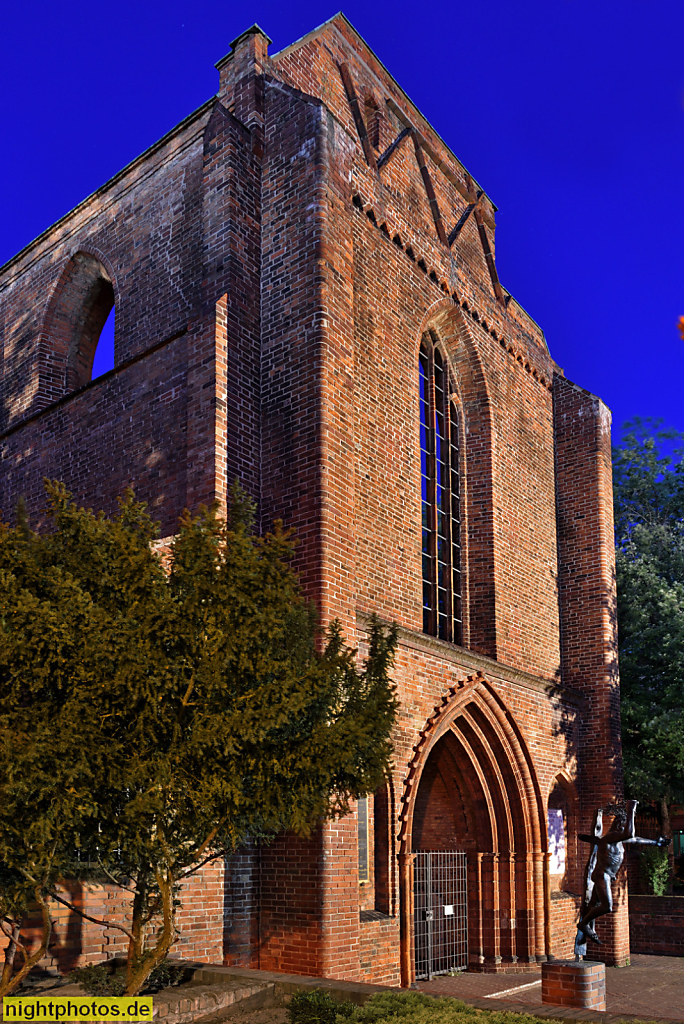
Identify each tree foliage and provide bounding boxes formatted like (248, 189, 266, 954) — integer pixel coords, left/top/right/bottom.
(0, 483, 399, 995)
(613, 419, 684, 812)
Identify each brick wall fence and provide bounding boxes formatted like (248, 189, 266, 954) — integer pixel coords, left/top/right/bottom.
(0, 864, 225, 975)
(629, 896, 684, 957)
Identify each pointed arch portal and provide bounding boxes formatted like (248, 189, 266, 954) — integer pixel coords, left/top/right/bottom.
(398, 674, 548, 982)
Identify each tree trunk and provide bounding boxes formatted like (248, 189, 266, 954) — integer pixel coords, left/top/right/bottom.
(0, 891, 52, 997)
(125, 869, 177, 996)
(660, 796, 674, 894)
(0, 919, 22, 994)
(125, 872, 149, 991)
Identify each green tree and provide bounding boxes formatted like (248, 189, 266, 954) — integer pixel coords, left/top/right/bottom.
(613, 419, 684, 847)
(0, 502, 107, 994)
(0, 483, 399, 995)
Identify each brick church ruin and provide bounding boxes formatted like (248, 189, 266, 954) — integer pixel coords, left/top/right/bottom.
(0, 13, 627, 985)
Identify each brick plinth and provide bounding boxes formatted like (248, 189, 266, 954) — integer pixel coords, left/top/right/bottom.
(541, 960, 606, 1011)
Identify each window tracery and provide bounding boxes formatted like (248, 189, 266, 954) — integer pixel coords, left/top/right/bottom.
(419, 334, 462, 644)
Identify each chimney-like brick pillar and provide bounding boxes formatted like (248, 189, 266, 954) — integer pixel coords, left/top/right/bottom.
(554, 373, 629, 967)
(215, 24, 271, 135)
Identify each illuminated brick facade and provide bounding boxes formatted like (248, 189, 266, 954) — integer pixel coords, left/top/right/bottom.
(0, 14, 627, 983)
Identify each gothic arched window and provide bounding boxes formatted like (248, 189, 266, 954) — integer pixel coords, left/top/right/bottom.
(420, 335, 462, 644)
(47, 252, 115, 394)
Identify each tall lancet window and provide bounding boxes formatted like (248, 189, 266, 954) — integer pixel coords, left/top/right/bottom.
(420, 335, 462, 644)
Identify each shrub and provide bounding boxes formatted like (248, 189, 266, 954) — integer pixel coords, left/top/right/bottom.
(69, 960, 185, 996)
(288, 990, 549, 1024)
(287, 989, 355, 1024)
(68, 964, 125, 997)
(639, 845, 670, 895)
(288, 987, 667, 1024)
(348, 992, 531, 1024)
(288, 990, 663, 1024)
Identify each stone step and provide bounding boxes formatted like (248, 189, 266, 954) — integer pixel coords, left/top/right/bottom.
(154, 977, 275, 1024)
(167, 961, 391, 1006)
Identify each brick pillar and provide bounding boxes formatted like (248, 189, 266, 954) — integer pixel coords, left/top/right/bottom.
(321, 815, 361, 980)
(216, 25, 270, 135)
(189, 93, 261, 513)
(554, 374, 628, 966)
(542, 959, 606, 1010)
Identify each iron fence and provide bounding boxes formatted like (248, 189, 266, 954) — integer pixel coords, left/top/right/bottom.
(414, 850, 468, 980)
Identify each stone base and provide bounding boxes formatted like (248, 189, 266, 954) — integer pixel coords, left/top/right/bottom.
(541, 959, 606, 1011)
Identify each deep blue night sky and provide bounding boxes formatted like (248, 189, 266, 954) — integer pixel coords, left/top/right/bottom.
(2, 0, 683, 436)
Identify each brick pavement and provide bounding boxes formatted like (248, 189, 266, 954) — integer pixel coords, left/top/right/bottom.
(418, 953, 684, 1021)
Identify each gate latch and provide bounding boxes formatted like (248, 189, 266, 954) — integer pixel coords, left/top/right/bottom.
(423, 909, 434, 921)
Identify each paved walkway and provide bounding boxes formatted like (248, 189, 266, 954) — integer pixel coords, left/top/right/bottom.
(418, 954, 684, 1021)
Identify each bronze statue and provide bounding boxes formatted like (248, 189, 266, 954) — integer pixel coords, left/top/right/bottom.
(575, 799, 670, 959)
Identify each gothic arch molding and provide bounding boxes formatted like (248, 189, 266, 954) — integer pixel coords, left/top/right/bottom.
(398, 672, 548, 982)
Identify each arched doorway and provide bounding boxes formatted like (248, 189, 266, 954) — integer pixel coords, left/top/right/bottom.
(398, 674, 547, 982)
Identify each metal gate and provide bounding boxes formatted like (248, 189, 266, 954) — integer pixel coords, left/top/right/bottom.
(414, 851, 468, 979)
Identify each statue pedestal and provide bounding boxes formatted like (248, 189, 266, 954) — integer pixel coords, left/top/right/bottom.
(541, 960, 606, 1011)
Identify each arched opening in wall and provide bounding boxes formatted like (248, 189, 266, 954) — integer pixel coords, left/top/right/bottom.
(405, 691, 546, 978)
(546, 774, 580, 959)
(46, 252, 116, 393)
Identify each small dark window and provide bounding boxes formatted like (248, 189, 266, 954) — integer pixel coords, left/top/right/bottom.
(420, 335, 463, 644)
(374, 785, 391, 915)
(358, 796, 369, 882)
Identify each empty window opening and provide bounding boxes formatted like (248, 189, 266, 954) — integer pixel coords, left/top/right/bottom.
(92, 305, 115, 379)
(374, 785, 391, 915)
(47, 252, 116, 393)
(420, 335, 463, 644)
(358, 796, 370, 882)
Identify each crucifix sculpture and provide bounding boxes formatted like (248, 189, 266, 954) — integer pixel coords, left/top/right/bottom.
(575, 799, 670, 959)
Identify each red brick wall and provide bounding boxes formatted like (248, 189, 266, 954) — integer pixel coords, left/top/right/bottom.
(629, 896, 684, 956)
(0, 109, 211, 434)
(258, 832, 324, 976)
(1, 332, 190, 535)
(359, 917, 401, 986)
(549, 891, 582, 960)
(0, 864, 225, 974)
